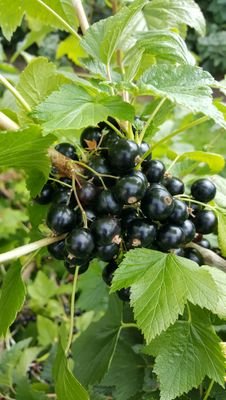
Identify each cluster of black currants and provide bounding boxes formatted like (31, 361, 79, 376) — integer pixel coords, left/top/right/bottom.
(36, 121, 218, 301)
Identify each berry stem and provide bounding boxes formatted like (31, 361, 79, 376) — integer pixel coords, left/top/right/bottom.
(36, 0, 81, 40)
(65, 265, 79, 355)
(72, 174, 88, 228)
(152, 116, 209, 150)
(203, 380, 214, 400)
(0, 111, 19, 131)
(0, 75, 31, 112)
(48, 177, 72, 189)
(0, 235, 66, 264)
(175, 196, 216, 211)
(74, 160, 119, 184)
(121, 322, 137, 329)
(165, 155, 181, 174)
(72, 0, 89, 34)
(105, 120, 125, 138)
(138, 97, 167, 144)
(186, 304, 192, 323)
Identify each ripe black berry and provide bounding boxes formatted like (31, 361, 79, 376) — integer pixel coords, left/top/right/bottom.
(65, 259, 90, 275)
(120, 207, 138, 230)
(162, 177, 184, 195)
(65, 228, 95, 259)
(108, 139, 140, 172)
(55, 143, 78, 160)
(117, 288, 130, 302)
(47, 205, 77, 234)
(158, 225, 184, 250)
(101, 131, 119, 150)
(53, 189, 75, 207)
(97, 190, 122, 215)
(114, 174, 147, 205)
(167, 199, 189, 224)
(102, 260, 118, 286)
(126, 219, 156, 248)
(141, 187, 174, 221)
(144, 160, 165, 183)
(97, 243, 119, 261)
(88, 156, 112, 185)
(48, 240, 65, 260)
(180, 220, 196, 244)
(184, 248, 203, 266)
(197, 238, 211, 249)
(139, 141, 152, 160)
(194, 210, 217, 234)
(80, 127, 102, 149)
(191, 179, 216, 203)
(77, 182, 98, 206)
(35, 182, 54, 204)
(91, 217, 121, 245)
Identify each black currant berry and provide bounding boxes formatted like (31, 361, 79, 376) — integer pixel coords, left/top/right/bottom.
(35, 182, 54, 204)
(162, 177, 184, 195)
(174, 248, 185, 257)
(139, 141, 152, 159)
(88, 156, 113, 185)
(194, 210, 217, 234)
(117, 288, 130, 302)
(55, 143, 78, 160)
(108, 139, 140, 172)
(102, 260, 118, 286)
(65, 228, 95, 259)
(197, 238, 211, 249)
(167, 199, 189, 224)
(91, 217, 121, 245)
(184, 248, 204, 266)
(85, 209, 97, 224)
(53, 189, 75, 207)
(189, 202, 203, 216)
(101, 131, 119, 150)
(96, 190, 122, 215)
(77, 182, 98, 206)
(48, 240, 65, 260)
(65, 259, 90, 275)
(158, 225, 184, 250)
(191, 179, 216, 203)
(120, 208, 138, 230)
(114, 174, 148, 205)
(97, 243, 119, 261)
(144, 160, 165, 183)
(126, 219, 156, 248)
(47, 205, 77, 234)
(180, 220, 196, 244)
(80, 126, 102, 149)
(141, 187, 174, 221)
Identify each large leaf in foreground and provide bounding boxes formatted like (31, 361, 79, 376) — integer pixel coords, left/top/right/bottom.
(138, 64, 226, 128)
(111, 249, 218, 342)
(33, 84, 134, 130)
(146, 307, 225, 400)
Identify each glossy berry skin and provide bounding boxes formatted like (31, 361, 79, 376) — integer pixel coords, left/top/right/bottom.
(97, 243, 119, 262)
(117, 288, 130, 302)
(120, 208, 138, 230)
(194, 210, 217, 234)
(35, 183, 54, 204)
(191, 179, 216, 203)
(139, 141, 152, 160)
(102, 260, 118, 286)
(167, 199, 189, 224)
(66, 228, 94, 259)
(114, 174, 148, 205)
(96, 190, 122, 215)
(80, 127, 102, 149)
(158, 225, 184, 250)
(197, 238, 211, 249)
(141, 187, 174, 221)
(47, 205, 77, 234)
(101, 131, 119, 150)
(162, 177, 184, 195)
(126, 219, 156, 248)
(53, 189, 75, 207)
(65, 259, 90, 275)
(77, 183, 98, 206)
(48, 240, 65, 260)
(180, 220, 196, 244)
(91, 217, 121, 245)
(184, 248, 204, 266)
(55, 143, 78, 160)
(88, 156, 113, 185)
(108, 139, 140, 172)
(189, 202, 202, 216)
(144, 160, 165, 183)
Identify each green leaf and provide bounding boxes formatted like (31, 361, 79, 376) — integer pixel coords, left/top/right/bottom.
(174, 151, 225, 174)
(102, 339, 145, 400)
(81, 0, 148, 64)
(28, 271, 57, 306)
(15, 347, 41, 377)
(54, 342, 89, 400)
(142, 98, 174, 139)
(0, 262, 26, 337)
(77, 259, 109, 312)
(0, 207, 28, 239)
(72, 295, 123, 386)
(16, 377, 48, 400)
(57, 35, 87, 65)
(138, 64, 226, 129)
(37, 316, 58, 346)
(146, 307, 225, 400)
(12, 27, 51, 62)
(211, 175, 226, 209)
(0, 0, 24, 40)
(33, 84, 135, 131)
(144, 0, 206, 36)
(0, 126, 55, 196)
(215, 209, 226, 257)
(203, 267, 226, 319)
(111, 249, 218, 342)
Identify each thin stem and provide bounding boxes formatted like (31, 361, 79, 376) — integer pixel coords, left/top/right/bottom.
(106, 63, 115, 95)
(72, 175, 88, 228)
(139, 97, 167, 144)
(72, 0, 89, 34)
(186, 303, 192, 323)
(121, 322, 137, 329)
(0, 75, 31, 112)
(175, 196, 216, 211)
(152, 116, 209, 150)
(36, 0, 81, 40)
(65, 265, 79, 355)
(105, 120, 125, 138)
(48, 177, 72, 189)
(165, 155, 181, 174)
(203, 380, 214, 400)
(74, 161, 112, 187)
(0, 235, 66, 264)
(0, 112, 19, 131)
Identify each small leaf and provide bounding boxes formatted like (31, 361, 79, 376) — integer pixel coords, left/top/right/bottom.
(0, 0, 24, 40)
(0, 207, 28, 239)
(175, 151, 225, 174)
(53, 342, 89, 400)
(37, 316, 58, 346)
(16, 377, 48, 400)
(28, 271, 57, 306)
(57, 35, 87, 65)
(0, 262, 26, 337)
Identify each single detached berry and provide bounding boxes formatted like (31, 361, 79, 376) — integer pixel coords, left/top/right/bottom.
(141, 187, 174, 221)
(114, 174, 148, 205)
(180, 219, 196, 244)
(48, 240, 65, 260)
(158, 225, 184, 250)
(144, 160, 165, 183)
(47, 205, 77, 234)
(162, 177, 184, 195)
(126, 219, 156, 248)
(80, 127, 102, 149)
(108, 139, 140, 172)
(102, 260, 118, 286)
(97, 190, 122, 215)
(184, 248, 204, 266)
(194, 210, 217, 234)
(97, 243, 119, 262)
(167, 199, 189, 224)
(35, 182, 54, 204)
(66, 228, 95, 259)
(55, 143, 78, 160)
(91, 216, 121, 245)
(191, 179, 216, 203)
